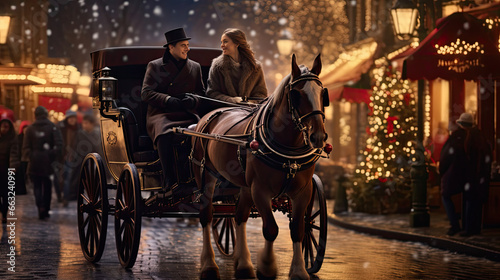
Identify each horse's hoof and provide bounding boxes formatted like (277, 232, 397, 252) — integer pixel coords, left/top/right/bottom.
(200, 268, 220, 280)
(256, 270, 277, 280)
(235, 267, 256, 279)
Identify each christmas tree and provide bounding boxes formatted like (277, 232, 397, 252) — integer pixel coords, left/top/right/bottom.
(350, 61, 417, 214)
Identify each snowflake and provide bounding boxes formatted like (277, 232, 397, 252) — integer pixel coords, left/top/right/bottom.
(11, 5, 16, 10)
(208, 29, 216, 36)
(92, 32, 99, 40)
(125, 38, 133, 45)
(153, 6, 162, 16)
(92, 3, 98, 11)
(188, 10, 194, 15)
(47, 29, 52, 36)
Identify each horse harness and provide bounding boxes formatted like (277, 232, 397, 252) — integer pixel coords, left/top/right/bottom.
(190, 73, 326, 197)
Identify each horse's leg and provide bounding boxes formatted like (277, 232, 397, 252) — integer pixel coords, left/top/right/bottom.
(288, 189, 312, 280)
(199, 173, 220, 280)
(233, 187, 255, 278)
(252, 187, 278, 279)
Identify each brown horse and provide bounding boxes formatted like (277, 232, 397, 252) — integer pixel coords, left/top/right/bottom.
(192, 54, 327, 280)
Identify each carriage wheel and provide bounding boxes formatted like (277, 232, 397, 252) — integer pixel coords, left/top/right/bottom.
(303, 174, 328, 273)
(115, 163, 142, 268)
(212, 217, 236, 257)
(78, 153, 108, 263)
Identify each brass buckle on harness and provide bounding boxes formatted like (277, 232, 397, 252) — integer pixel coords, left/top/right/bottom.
(284, 162, 300, 179)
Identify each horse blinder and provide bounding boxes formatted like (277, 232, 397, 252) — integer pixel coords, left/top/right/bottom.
(290, 89, 301, 109)
(322, 88, 329, 107)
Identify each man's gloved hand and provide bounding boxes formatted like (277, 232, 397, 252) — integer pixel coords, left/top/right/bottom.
(181, 95, 199, 110)
(230, 96, 243, 103)
(165, 96, 182, 110)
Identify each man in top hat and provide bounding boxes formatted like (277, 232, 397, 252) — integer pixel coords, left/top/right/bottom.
(141, 27, 204, 196)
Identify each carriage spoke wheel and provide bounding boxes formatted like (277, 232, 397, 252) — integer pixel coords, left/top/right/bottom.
(212, 217, 236, 257)
(303, 174, 328, 273)
(78, 153, 108, 263)
(115, 163, 142, 268)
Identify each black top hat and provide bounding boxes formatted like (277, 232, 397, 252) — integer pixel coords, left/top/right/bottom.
(163, 28, 191, 47)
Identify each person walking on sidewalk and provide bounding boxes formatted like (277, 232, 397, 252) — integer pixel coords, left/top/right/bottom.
(57, 109, 81, 204)
(459, 113, 492, 236)
(440, 114, 470, 236)
(22, 106, 63, 219)
(439, 113, 492, 236)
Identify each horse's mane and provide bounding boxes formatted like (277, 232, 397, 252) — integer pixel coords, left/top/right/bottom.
(269, 65, 310, 108)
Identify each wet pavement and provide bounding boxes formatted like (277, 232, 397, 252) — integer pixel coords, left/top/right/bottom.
(1, 190, 500, 279)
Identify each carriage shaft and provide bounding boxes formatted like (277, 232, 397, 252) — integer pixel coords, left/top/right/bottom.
(173, 127, 249, 147)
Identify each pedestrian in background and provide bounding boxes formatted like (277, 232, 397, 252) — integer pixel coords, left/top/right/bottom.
(57, 109, 81, 205)
(439, 113, 492, 236)
(0, 118, 20, 223)
(459, 113, 492, 236)
(22, 106, 63, 219)
(439, 115, 469, 236)
(65, 111, 102, 207)
(16, 120, 31, 195)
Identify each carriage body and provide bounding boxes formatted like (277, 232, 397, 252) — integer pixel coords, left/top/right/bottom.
(78, 46, 327, 272)
(90, 46, 221, 189)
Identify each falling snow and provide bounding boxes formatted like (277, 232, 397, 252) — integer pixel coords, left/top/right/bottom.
(153, 6, 162, 16)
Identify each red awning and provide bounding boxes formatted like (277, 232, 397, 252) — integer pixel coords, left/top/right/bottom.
(403, 12, 500, 81)
(0, 105, 15, 122)
(341, 87, 372, 104)
(38, 95, 72, 114)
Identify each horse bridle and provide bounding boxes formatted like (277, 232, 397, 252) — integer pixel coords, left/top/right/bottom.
(287, 73, 327, 146)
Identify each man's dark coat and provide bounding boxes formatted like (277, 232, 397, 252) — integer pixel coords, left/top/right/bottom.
(141, 52, 205, 144)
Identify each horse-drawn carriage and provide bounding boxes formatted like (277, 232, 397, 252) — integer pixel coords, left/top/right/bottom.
(77, 46, 329, 278)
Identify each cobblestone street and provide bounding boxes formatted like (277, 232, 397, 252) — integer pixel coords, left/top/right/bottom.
(1, 191, 500, 279)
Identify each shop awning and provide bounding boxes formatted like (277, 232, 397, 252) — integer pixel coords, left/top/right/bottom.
(402, 12, 500, 81)
(320, 38, 378, 89)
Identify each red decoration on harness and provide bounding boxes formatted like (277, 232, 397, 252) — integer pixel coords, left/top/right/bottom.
(250, 139, 260, 151)
(323, 143, 333, 154)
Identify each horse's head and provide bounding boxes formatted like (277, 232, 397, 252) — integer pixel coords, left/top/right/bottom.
(288, 54, 329, 149)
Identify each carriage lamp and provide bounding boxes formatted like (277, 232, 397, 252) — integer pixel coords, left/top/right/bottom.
(98, 67, 117, 101)
(390, 0, 418, 41)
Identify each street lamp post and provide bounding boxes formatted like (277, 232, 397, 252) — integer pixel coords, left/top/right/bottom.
(391, 0, 430, 227)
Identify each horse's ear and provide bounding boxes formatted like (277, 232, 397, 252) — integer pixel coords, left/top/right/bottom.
(291, 54, 301, 81)
(311, 53, 322, 76)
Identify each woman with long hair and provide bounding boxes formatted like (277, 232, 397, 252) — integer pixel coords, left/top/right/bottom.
(207, 28, 268, 103)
